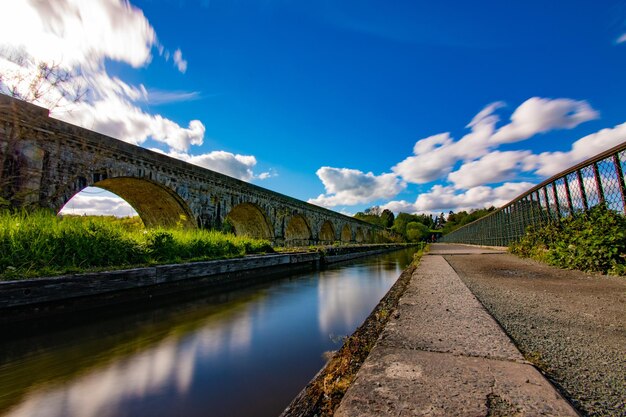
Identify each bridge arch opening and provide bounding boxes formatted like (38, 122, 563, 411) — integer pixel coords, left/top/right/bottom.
(285, 214, 311, 246)
(59, 177, 196, 229)
(226, 203, 273, 240)
(340, 224, 352, 243)
(355, 227, 365, 243)
(318, 221, 335, 244)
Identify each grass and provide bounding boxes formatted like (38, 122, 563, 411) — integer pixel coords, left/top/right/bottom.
(0, 210, 273, 280)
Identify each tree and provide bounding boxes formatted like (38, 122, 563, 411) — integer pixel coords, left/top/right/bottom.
(380, 209, 395, 228)
(355, 206, 395, 229)
(0, 59, 87, 110)
(406, 221, 430, 242)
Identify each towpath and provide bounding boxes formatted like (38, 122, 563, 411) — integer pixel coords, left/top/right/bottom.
(335, 244, 626, 416)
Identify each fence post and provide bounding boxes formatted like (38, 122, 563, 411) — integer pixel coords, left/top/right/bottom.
(563, 177, 574, 215)
(613, 154, 626, 210)
(576, 169, 589, 212)
(592, 162, 605, 205)
(542, 186, 551, 219)
(551, 182, 561, 218)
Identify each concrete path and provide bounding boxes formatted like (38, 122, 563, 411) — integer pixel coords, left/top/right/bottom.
(335, 244, 578, 417)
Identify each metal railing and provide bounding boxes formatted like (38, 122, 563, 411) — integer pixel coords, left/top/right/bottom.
(440, 140, 626, 246)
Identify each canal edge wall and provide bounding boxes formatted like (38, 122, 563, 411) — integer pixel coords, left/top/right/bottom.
(0, 244, 413, 324)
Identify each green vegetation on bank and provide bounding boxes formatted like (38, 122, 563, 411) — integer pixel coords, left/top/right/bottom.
(440, 207, 495, 234)
(0, 211, 273, 280)
(510, 206, 626, 275)
(354, 206, 495, 242)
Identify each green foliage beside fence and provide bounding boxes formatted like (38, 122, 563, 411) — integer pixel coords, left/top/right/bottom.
(0, 211, 273, 280)
(510, 206, 626, 275)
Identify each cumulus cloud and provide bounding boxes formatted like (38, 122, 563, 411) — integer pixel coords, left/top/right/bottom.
(0, 0, 204, 152)
(525, 120, 626, 177)
(491, 97, 599, 144)
(447, 150, 533, 189)
(59, 189, 137, 217)
(308, 167, 406, 207)
(0, 0, 155, 69)
(173, 48, 188, 73)
(69, 97, 205, 151)
(382, 182, 533, 214)
(392, 103, 501, 184)
(392, 97, 598, 186)
(155, 149, 274, 182)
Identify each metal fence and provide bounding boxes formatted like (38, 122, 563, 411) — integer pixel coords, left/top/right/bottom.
(440, 140, 626, 246)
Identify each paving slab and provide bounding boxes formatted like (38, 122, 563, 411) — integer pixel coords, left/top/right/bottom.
(379, 255, 523, 361)
(335, 348, 578, 417)
(335, 250, 579, 416)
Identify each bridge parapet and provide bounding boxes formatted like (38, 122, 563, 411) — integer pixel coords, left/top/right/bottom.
(0, 94, 383, 245)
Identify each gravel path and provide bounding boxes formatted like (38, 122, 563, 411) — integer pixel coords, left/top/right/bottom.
(443, 247, 626, 417)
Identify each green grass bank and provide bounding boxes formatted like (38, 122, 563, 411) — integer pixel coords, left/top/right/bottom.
(0, 211, 273, 280)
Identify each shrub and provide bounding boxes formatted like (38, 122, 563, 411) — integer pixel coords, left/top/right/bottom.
(510, 206, 626, 275)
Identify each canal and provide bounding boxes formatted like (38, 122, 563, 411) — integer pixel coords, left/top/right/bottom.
(0, 248, 417, 417)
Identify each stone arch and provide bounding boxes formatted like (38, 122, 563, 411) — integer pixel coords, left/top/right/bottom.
(226, 203, 273, 240)
(285, 214, 312, 246)
(318, 220, 335, 244)
(341, 224, 352, 243)
(59, 176, 196, 228)
(355, 227, 365, 243)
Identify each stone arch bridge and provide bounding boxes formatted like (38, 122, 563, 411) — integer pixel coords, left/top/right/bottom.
(0, 95, 384, 245)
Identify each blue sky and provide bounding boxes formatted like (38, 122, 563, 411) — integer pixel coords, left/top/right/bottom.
(2, 0, 626, 216)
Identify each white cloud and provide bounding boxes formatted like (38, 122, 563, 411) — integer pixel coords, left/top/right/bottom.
(392, 98, 598, 186)
(526, 120, 626, 177)
(411, 132, 453, 154)
(392, 103, 499, 184)
(382, 182, 533, 214)
(492, 97, 599, 144)
(257, 169, 277, 180)
(0, 0, 204, 152)
(68, 97, 205, 151)
(447, 150, 532, 189)
(173, 49, 188, 73)
(617, 34, 626, 43)
(0, 0, 155, 70)
(379, 200, 418, 214)
(59, 189, 137, 217)
(146, 89, 201, 104)
(308, 167, 406, 207)
(160, 150, 260, 181)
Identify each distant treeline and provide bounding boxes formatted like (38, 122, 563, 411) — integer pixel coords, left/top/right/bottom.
(354, 206, 495, 242)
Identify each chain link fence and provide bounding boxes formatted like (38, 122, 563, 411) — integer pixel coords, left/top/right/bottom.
(440, 141, 626, 246)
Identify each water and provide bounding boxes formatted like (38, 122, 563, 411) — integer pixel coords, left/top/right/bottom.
(0, 248, 416, 417)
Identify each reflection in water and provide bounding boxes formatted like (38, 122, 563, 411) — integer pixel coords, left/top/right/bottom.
(0, 248, 416, 417)
(4, 305, 254, 417)
(317, 264, 396, 335)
